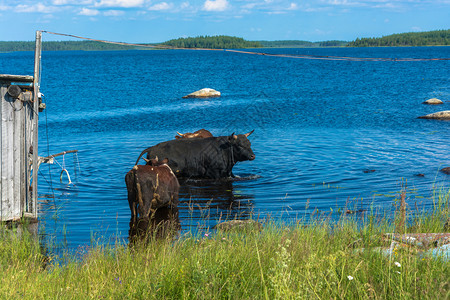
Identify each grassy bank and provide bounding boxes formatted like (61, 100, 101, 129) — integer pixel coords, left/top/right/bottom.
(1, 188, 449, 299)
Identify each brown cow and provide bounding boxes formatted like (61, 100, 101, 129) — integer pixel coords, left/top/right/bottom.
(175, 129, 213, 139)
(125, 157, 179, 224)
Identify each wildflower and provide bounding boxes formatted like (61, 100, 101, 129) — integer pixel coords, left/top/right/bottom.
(347, 275, 354, 281)
(115, 277, 122, 284)
(204, 233, 209, 237)
(394, 262, 401, 268)
(396, 271, 401, 274)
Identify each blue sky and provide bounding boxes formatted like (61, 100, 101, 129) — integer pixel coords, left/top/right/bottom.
(0, 0, 449, 42)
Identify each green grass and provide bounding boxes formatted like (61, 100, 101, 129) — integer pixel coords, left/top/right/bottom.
(1, 187, 449, 299)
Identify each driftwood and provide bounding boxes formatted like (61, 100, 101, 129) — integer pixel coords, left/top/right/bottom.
(38, 150, 78, 165)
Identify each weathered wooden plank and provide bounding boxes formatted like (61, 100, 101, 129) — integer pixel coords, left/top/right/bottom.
(0, 74, 34, 83)
(0, 84, 4, 220)
(24, 95, 34, 214)
(2, 85, 15, 220)
(15, 94, 26, 218)
(13, 95, 20, 219)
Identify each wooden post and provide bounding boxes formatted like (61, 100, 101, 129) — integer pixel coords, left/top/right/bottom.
(30, 31, 42, 219)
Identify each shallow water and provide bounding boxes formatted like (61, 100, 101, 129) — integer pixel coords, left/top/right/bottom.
(1, 47, 449, 251)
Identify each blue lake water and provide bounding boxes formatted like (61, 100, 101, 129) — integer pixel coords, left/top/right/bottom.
(1, 47, 449, 251)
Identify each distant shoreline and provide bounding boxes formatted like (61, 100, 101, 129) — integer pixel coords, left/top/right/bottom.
(1, 44, 449, 54)
(0, 29, 448, 52)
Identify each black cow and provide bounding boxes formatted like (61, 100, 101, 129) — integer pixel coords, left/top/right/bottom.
(135, 130, 255, 179)
(125, 157, 180, 224)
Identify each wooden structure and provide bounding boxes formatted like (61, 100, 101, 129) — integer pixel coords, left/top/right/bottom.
(0, 31, 42, 222)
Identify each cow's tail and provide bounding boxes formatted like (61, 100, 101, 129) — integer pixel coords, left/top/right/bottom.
(135, 147, 152, 165)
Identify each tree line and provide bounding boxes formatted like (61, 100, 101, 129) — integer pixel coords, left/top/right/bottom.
(0, 30, 448, 52)
(258, 40, 348, 48)
(347, 29, 450, 47)
(0, 41, 140, 52)
(162, 35, 261, 49)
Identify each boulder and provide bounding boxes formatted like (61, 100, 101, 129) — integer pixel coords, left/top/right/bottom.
(440, 167, 450, 175)
(422, 98, 443, 105)
(182, 88, 221, 99)
(418, 110, 450, 120)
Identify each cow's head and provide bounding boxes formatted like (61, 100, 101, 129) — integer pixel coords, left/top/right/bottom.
(228, 130, 256, 162)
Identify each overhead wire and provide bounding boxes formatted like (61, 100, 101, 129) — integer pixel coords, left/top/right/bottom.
(41, 30, 450, 62)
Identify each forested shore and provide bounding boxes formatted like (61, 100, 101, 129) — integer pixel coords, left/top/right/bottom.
(348, 29, 449, 47)
(0, 30, 448, 52)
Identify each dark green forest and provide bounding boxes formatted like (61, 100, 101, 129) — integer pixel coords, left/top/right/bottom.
(162, 35, 261, 49)
(348, 29, 450, 47)
(0, 41, 143, 52)
(258, 40, 348, 47)
(0, 30, 448, 52)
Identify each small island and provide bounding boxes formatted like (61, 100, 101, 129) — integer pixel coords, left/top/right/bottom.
(162, 35, 261, 49)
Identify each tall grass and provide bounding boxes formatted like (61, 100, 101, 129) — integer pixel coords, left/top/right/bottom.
(1, 187, 449, 299)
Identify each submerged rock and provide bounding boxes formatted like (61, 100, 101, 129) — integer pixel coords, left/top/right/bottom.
(440, 167, 450, 175)
(182, 88, 221, 99)
(213, 220, 263, 232)
(418, 110, 450, 120)
(422, 98, 443, 105)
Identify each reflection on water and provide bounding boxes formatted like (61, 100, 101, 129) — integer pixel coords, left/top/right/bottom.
(128, 207, 180, 244)
(177, 177, 257, 230)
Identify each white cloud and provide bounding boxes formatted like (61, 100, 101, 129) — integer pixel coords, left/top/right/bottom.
(79, 7, 100, 15)
(242, 3, 258, 10)
(95, 0, 145, 8)
(180, 1, 190, 9)
(0, 5, 11, 11)
(53, 0, 94, 4)
(15, 3, 58, 13)
(288, 3, 297, 10)
(103, 9, 125, 16)
(148, 2, 173, 11)
(203, 0, 229, 11)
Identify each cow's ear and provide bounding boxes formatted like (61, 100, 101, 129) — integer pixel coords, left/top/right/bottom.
(161, 158, 169, 164)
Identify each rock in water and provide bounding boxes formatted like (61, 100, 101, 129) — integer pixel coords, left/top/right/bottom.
(422, 98, 444, 105)
(418, 110, 450, 120)
(182, 88, 221, 99)
(440, 167, 450, 175)
(213, 220, 263, 232)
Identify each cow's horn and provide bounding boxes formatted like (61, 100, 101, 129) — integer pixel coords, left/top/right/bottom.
(176, 131, 184, 137)
(244, 129, 255, 137)
(143, 158, 150, 163)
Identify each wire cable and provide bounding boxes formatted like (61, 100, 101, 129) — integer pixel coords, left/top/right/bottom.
(41, 31, 450, 62)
